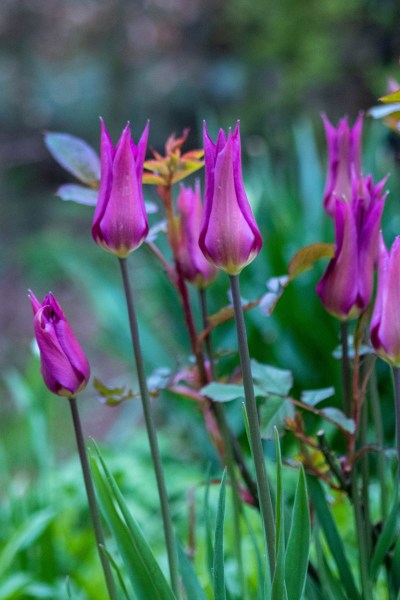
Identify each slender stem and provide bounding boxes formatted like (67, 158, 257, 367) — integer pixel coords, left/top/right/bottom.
(352, 468, 373, 600)
(199, 288, 246, 596)
(68, 397, 118, 600)
(340, 322, 352, 417)
(360, 388, 371, 559)
(118, 258, 181, 598)
(229, 274, 275, 575)
(369, 368, 388, 518)
(392, 367, 400, 477)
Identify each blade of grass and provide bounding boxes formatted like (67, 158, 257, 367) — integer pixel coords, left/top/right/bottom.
(271, 429, 287, 600)
(177, 540, 207, 600)
(213, 469, 227, 600)
(370, 484, 399, 580)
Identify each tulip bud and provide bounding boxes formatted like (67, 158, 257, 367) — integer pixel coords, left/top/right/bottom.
(371, 235, 400, 366)
(92, 119, 149, 257)
(177, 181, 218, 288)
(29, 291, 90, 397)
(199, 121, 262, 275)
(316, 175, 387, 320)
(322, 113, 363, 217)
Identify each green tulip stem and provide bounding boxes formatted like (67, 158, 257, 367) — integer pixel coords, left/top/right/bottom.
(369, 368, 388, 518)
(392, 367, 400, 477)
(229, 274, 276, 576)
(68, 397, 118, 600)
(340, 321, 352, 417)
(119, 258, 181, 599)
(199, 287, 246, 598)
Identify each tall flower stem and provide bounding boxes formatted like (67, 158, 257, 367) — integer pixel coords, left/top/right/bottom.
(68, 397, 118, 600)
(391, 367, 400, 476)
(229, 274, 275, 575)
(369, 368, 387, 518)
(340, 322, 352, 417)
(199, 288, 246, 597)
(352, 469, 373, 600)
(118, 258, 180, 598)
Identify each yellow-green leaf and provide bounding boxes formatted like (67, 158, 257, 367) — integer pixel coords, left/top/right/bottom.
(288, 243, 334, 281)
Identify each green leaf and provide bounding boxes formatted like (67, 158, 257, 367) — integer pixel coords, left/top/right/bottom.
(0, 509, 54, 575)
(213, 470, 227, 600)
(370, 485, 399, 579)
(56, 183, 98, 205)
(90, 446, 176, 600)
(259, 396, 295, 440)
(271, 429, 287, 600)
(301, 387, 335, 407)
(251, 360, 293, 396)
(285, 467, 310, 600)
(201, 382, 264, 403)
(204, 472, 214, 586)
(93, 377, 135, 406)
(320, 408, 355, 434)
(0, 574, 31, 600)
(44, 132, 100, 185)
(177, 542, 207, 600)
(307, 477, 360, 600)
(288, 243, 334, 281)
(379, 90, 400, 103)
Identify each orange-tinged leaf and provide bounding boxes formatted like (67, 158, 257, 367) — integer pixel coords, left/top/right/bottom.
(379, 90, 400, 103)
(143, 159, 170, 175)
(288, 243, 334, 281)
(142, 173, 166, 185)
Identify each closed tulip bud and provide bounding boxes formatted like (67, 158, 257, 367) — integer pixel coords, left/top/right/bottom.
(177, 181, 218, 288)
(371, 235, 400, 366)
(92, 119, 149, 257)
(29, 291, 90, 397)
(322, 113, 363, 217)
(316, 175, 387, 320)
(199, 121, 262, 275)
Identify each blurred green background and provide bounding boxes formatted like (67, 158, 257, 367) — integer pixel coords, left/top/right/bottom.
(2, 0, 400, 595)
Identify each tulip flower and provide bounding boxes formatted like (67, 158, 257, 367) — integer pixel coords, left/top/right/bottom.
(371, 235, 400, 366)
(316, 175, 387, 320)
(177, 181, 218, 288)
(92, 119, 149, 257)
(29, 291, 90, 397)
(199, 121, 262, 275)
(322, 113, 363, 217)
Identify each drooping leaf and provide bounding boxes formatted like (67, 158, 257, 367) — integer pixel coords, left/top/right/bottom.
(213, 469, 227, 600)
(285, 467, 310, 600)
(288, 243, 334, 281)
(44, 132, 100, 185)
(56, 183, 99, 205)
(320, 407, 355, 434)
(307, 476, 360, 600)
(251, 360, 293, 396)
(201, 382, 264, 403)
(90, 445, 176, 600)
(259, 396, 295, 439)
(300, 387, 335, 407)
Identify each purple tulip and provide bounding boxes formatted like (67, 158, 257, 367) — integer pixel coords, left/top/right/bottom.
(29, 291, 90, 397)
(316, 175, 387, 320)
(322, 114, 363, 217)
(371, 235, 400, 366)
(177, 181, 218, 288)
(92, 119, 149, 257)
(199, 122, 262, 275)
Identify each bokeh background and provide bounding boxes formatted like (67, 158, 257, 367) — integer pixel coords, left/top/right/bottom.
(2, 1, 400, 594)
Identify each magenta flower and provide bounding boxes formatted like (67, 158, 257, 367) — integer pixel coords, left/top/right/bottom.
(199, 122, 262, 275)
(371, 235, 400, 366)
(322, 114, 363, 217)
(92, 119, 149, 257)
(29, 291, 90, 397)
(177, 181, 218, 288)
(316, 175, 387, 320)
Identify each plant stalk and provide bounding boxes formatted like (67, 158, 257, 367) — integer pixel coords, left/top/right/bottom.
(352, 469, 372, 600)
(229, 274, 276, 575)
(119, 257, 181, 598)
(392, 367, 400, 477)
(369, 368, 387, 519)
(68, 397, 118, 600)
(340, 321, 352, 417)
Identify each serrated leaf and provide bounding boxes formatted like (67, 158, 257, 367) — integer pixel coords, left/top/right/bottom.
(90, 445, 176, 600)
(285, 468, 310, 600)
(320, 407, 355, 434)
(259, 396, 295, 439)
(213, 470, 227, 600)
(201, 382, 264, 403)
(56, 183, 98, 205)
(288, 243, 334, 281)
(301, 387, 335, 407)
(44, 132, 100, 184)
(251, 360, 293, 396)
